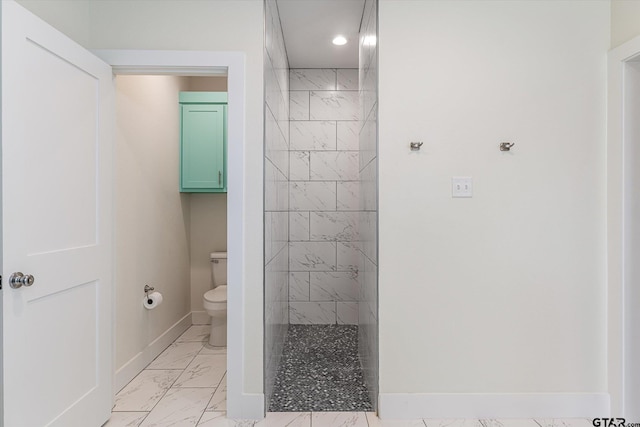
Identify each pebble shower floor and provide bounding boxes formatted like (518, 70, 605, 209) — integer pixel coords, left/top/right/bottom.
(269, 325, 374, 412)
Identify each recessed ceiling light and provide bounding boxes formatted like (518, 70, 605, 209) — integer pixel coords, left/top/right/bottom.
(332, 35, 347, 46)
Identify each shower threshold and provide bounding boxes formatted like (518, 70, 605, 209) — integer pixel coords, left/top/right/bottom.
(269, 324, 373, 412)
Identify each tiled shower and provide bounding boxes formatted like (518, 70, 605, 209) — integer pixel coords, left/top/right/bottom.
(288, 67, 362, 325)
(264, 0, 378, 411)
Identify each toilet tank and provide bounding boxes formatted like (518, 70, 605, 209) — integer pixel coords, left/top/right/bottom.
(210, 252, 227, 287)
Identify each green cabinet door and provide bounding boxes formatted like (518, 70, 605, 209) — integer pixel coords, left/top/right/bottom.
(180, 92, 227, 193)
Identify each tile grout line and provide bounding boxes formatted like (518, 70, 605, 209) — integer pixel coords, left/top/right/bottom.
(137, 366, 183, 416)
(202, 371, 226, 413)
(136, 411, 151, 427)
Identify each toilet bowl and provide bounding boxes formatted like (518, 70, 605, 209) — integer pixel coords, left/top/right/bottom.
(203, 252, 227, 346)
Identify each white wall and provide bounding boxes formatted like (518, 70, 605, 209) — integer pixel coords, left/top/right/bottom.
(114, 75, 192, 372)
(88, 1, 265, 395)
(608, 35, 640, 417)
(623, 59, 640, 420)
(378, 0, 609, 417)
(611, 0, 640, 49)
(189, 76, 228, 93)
(17, 0, 265, 398)
(16, 0, 91, 47)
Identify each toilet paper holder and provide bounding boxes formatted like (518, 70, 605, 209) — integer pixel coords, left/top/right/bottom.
(143, 286, 163, 310)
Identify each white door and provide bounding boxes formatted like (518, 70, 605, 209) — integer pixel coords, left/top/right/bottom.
(1, 1, 114, 426)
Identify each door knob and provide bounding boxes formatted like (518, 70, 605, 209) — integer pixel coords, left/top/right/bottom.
(9, 272, 35, 289)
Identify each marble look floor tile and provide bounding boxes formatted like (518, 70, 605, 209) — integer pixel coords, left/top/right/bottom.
(177, 326, 211, 343)
(197, 412, 225, 426)
(197, 412, 256, 427)
(255, 412, 311, 427)
(104, 412, 149, 427)
(366, 413, 426, 426)
(199, 345, 227, 356)
(311, 412, 368, 427)
(424, 421, 483, 427)
(534, 420, 593, 427)
(174, 355, 227, 388)
(147, 342, 204, 370)
(113, 370, 182, 412)
(206, 374, 227, 411)
(481, 421, 540, 427)
(139, 387, 215, 427)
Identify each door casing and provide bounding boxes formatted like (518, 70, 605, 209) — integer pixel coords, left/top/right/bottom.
(608, 35, 640, 417)
(93, 49, 258, 419)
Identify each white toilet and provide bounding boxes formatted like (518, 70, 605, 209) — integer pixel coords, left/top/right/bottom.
(203, 252, 227, 347)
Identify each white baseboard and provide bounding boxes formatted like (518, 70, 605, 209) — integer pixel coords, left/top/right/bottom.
(378, 393, 610, 419)
(229, 393, 264, 420)
(192, 311, 211, 325)
(115, 313, 192, 392)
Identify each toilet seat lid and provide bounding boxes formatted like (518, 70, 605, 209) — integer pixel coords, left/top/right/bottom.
(204, 286, 227, 303)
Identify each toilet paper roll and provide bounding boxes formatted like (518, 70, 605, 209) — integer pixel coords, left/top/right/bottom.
(143, 292, 163, 310)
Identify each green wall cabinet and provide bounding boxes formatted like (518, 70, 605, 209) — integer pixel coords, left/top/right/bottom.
(179, 92, 228, 193)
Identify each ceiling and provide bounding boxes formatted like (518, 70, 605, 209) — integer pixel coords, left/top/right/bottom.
(277, 0, 366, 69)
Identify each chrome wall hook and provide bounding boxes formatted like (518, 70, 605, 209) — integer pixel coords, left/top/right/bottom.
(410, 142, 423, 151)
(500, 142, 515, 151)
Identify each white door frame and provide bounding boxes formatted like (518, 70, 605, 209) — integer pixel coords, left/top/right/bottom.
(608, 35, 640, 417)
(93, 49, 255, 419)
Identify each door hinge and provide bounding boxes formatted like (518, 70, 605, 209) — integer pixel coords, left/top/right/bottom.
(1, 275, 3, 289)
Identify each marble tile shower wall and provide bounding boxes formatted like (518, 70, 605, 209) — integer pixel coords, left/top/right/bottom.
(264, 0, 290, 405)
(358, 0, 379, 409)
(288, 68, 363, 325)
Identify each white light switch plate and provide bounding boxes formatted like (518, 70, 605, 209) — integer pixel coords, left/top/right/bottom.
(452, 176, 473, 198)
